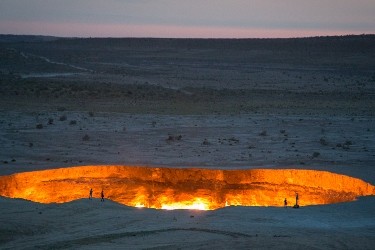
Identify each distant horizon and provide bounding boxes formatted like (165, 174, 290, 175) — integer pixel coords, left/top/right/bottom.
(1, 32, 374, 40)
(1, 1, 374, 39)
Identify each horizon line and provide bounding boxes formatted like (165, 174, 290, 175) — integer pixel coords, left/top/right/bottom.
(1, 33, 374, 40)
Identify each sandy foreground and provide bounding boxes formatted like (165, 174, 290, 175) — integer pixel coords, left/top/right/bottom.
(0, 197, 374, 250)
(0, 36, 375, 249)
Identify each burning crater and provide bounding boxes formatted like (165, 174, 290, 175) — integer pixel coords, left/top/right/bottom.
(0, 166, 374, 210)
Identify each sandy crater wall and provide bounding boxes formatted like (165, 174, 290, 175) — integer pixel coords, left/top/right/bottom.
(0, 166, 374, 209)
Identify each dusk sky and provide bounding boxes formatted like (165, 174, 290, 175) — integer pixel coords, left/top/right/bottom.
(0, 0, 374, 38)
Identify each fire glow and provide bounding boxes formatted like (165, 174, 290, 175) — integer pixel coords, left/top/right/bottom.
(0, 166, 374, 210)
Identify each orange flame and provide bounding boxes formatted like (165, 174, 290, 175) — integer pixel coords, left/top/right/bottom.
(0, 165, 374, 210)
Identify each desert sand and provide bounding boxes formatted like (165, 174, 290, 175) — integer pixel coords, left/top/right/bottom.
(0, 35, 374, 249)
(0, 196, 374, 249)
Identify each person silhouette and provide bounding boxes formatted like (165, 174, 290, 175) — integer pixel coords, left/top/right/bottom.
(89, 188, 93, 200)
(284, 198, 287, 208)
(101, 190, 105, 202)
(295, 192, 299, 206)
(293, 192, 300, 208)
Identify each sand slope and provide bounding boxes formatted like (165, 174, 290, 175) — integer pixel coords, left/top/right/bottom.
(0, 197, 374, 249)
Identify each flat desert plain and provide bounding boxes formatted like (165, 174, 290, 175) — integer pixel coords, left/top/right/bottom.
(0, 35, 374, 249)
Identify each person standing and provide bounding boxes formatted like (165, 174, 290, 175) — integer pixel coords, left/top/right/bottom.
(89, 188, 93, 200)
(295, 192, 299, 206)
(101, 189, 105, 202)
(284, 198, 287, 208)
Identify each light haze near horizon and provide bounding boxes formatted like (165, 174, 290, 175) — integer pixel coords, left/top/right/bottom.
(0, 0, 374, 38)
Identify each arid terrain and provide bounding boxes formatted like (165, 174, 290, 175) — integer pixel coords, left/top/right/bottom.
(0, 35, 374, 249)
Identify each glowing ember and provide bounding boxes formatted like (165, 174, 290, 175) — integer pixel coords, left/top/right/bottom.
(134, 203, 146, 208)
(161, 198, 210, 210)
(0, 165, 374, 210)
